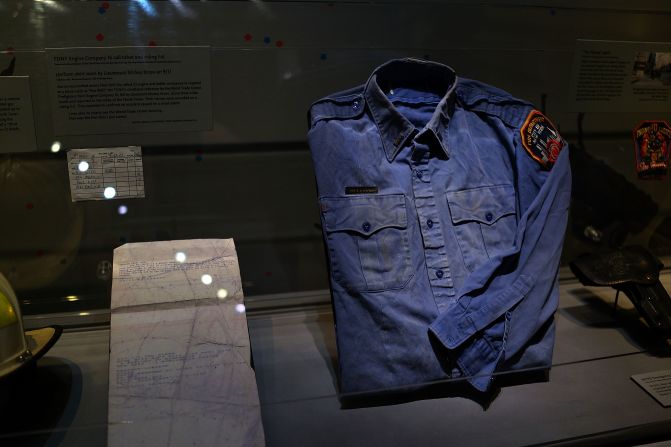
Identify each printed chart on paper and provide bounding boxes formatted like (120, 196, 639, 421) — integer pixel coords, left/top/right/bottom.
(67, 146, 145, 201)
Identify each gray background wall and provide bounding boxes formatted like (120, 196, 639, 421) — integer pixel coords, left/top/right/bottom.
(1, 1, 670, 302)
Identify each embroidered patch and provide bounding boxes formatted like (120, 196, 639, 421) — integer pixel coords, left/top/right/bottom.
(520, 110, 564, 169)
(633, 120, 671, 180)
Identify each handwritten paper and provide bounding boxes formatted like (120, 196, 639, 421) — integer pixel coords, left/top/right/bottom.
(109, 239, 264, 447)
(66, 146, 145, 201)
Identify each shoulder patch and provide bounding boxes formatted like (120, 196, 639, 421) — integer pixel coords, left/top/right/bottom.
(520, 110, 564, 169)
(633, 120, 671, 180)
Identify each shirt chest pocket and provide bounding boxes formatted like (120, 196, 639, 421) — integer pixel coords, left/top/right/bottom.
(446, 185, 517, 272)
(320, 194, 413, 292)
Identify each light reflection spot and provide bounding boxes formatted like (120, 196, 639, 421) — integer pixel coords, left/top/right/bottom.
(51, 141, 61, 153)
(78, 160, 89, 172)
(118, 205, 128, 215)
(201, 274, 213, 285)
(175, 252, 186, 263)
(235, 303, 246, 314)
(103, 187, 116, 199)
(217, 289, 228, 299)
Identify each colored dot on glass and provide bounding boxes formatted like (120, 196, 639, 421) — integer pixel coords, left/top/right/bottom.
(320, 53, 327, 60)
(98, 7, 106, 14)
(275, 40, 284, 48)
(243, 33, 253, 42)
(148, 40, 157, 47)
(195, 155, 203, 162)
(102, 1, 110, 9)
(263, 36, 271, 44)
(25, 203, 33, 210)
(96, 33, 105, 42)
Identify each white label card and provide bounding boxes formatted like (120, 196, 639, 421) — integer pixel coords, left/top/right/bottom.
(66, 146, 145, 202)
(46, 46, 212, 135)
(631, 369, 671, 407)
(569, 40, 671, 113)
(0, 76, 37, 153)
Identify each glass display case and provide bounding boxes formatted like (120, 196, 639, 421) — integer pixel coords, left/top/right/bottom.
(0, 1, 670, 446)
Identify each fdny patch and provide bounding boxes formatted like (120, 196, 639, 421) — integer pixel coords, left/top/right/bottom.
(633, 120, 671, 180)
(520, 110, 564, 169)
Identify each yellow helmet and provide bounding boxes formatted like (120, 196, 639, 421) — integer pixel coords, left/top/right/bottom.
(0, 273, 61, 380)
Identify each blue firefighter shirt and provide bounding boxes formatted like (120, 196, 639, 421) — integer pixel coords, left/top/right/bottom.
(307, 58, 571, 394)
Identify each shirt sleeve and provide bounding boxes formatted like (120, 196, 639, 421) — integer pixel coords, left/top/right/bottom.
(428, 134, 572, 392)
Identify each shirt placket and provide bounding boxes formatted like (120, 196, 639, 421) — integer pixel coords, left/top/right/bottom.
(411, 141, 455, 313)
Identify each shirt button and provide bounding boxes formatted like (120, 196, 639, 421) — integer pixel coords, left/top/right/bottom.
(435, 269, 444, 279)
(362, 222, 371, 232)
(485, 212, 493, 222)
(427, 219, 433, 228)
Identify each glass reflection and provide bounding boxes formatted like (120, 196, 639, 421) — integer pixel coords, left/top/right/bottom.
(132, 0, 157, 17)
(175, 252, 186, 263)
(103, 187, 116, 199)
(235, 303, 246, 314)
(34, 0, 66, 12)
(201, 274, 212, 285)
(168, 0, 195, 18)
(217, 288, 228, 299)
(50, 141, 61, 153)
(78, 161, 89, 172)
(118, 205, 128, 215)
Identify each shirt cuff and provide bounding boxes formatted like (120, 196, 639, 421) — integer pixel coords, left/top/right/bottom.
(429, 274, 532, 350)
(429, 306, 477, 350)
(454, 315, 508, 392)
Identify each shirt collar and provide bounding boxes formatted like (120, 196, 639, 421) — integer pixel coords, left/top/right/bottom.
(364, 58, 457, 162)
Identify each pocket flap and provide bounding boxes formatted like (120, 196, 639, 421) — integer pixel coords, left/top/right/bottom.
(446, 185, 515, 225)
(320, 194, 407, 236)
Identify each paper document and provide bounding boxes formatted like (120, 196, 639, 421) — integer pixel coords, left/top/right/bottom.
(0, 76, 37, 153)
(46, 46, 212, 135)
(67, 146, 145, 202)
(631, 369, 671, 407)
(109, 239, 264, 447)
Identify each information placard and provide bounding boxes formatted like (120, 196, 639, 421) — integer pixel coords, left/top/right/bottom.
(631, 369, 671, 407)
(0, 76, 37, 153)
(569, 40, 671, 113)
(46, 46, 212, 135)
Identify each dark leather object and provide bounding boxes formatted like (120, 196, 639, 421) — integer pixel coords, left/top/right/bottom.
(569, 246, 661, 287)
(570, 246, 671, 334)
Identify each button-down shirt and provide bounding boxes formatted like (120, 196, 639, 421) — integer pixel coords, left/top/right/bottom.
(307, 58, 571, 394)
